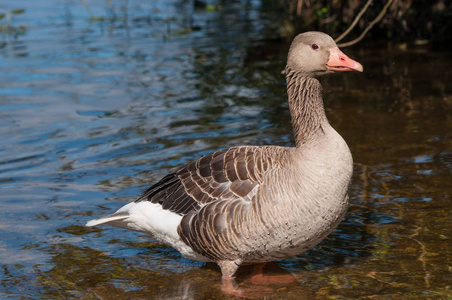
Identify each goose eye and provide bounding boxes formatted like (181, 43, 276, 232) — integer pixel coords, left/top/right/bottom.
(311, 44, 319, 50)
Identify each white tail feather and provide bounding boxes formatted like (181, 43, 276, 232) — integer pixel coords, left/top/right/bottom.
(86, 214, 129, 227)
(85, 202, 210, 262)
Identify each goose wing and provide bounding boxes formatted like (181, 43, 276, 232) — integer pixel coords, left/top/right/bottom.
(136, 146, 282, 215)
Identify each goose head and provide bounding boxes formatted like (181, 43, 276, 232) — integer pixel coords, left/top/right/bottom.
(287, 31, 363, 77)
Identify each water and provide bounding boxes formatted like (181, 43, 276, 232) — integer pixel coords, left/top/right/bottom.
(1, 0, 451, 299)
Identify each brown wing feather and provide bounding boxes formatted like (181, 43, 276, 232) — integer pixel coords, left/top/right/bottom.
(137, 145, 294, 261)
(176, 146, 293, 261)
(135, 146, 276, 216)
(135, 172, 199, 215)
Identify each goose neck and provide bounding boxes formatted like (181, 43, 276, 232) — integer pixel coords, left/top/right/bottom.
(285, 66, 328, 147)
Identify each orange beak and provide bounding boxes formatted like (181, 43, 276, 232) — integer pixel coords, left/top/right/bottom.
(327, 48, 363, 72)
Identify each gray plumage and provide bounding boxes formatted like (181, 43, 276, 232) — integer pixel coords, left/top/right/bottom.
(86, 31, 363, 277)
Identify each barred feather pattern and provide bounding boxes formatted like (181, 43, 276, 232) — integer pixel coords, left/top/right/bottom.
(175, 145, 294, 262)
(135, 146, 286, 216)
(285, 66, 327, 145)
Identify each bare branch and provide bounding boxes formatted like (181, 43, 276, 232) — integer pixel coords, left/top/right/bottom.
(338, 0, 395, 48)
(297, 0, 311, 16)
(335, 0, 373, 43)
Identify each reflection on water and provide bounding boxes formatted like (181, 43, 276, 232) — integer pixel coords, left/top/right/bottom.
(1, 0, 451, 299)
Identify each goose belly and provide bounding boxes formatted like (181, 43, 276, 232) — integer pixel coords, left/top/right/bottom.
(235, 192, 349, 264)
(241, 134, 352, 262)
(248, 194, 349, 263)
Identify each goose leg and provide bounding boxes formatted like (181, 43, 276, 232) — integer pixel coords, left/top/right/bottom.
(250, 263, 296, 285)
(220, 262, 295, 298)
(221, 275, 273, 299)
(219, 260, 273, 298)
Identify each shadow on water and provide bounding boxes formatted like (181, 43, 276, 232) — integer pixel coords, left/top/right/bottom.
(0, 0, 451, 299)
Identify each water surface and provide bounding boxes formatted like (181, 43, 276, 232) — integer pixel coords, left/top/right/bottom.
(1, 0, 451, 299)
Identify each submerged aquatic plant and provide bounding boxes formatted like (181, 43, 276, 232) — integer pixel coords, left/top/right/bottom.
(0, 9, 26, 39)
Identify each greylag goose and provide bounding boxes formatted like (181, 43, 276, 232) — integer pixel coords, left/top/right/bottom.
(86, 31, 362, 290)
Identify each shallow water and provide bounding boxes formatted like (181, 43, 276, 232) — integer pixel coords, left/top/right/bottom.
(1, 0, 451, 299)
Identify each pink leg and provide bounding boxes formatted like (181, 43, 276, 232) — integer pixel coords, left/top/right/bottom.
(250, 263, 297, 285)
(220, 263, 296, 298)
(221, 274, 273, 299)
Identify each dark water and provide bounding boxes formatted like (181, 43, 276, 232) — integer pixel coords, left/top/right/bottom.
(1, 0, 451, 299)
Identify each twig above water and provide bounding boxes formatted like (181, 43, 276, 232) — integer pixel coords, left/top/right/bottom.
(337, 0, 395, 48)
